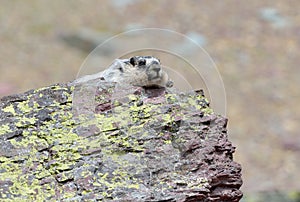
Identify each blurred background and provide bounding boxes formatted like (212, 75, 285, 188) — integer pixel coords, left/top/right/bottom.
(0, 1, 299, 201)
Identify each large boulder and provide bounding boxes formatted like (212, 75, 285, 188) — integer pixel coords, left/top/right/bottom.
(0, 82, 242, 201)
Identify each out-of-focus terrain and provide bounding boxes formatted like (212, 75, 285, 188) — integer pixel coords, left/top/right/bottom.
(0, 0, 299, 200)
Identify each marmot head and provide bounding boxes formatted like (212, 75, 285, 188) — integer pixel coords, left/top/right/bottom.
(103, 56, 173, 88)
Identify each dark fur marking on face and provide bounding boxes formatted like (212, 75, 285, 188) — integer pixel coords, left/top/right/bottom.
(138, 58, 146, 66)
(118, 67, 124, 73)
(130, 57, 138, 66)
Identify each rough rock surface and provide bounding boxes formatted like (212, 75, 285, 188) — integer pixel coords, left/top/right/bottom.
(0, 82, 243, 201)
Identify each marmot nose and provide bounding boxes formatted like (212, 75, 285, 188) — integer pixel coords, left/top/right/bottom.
(151, 65, 161, 73)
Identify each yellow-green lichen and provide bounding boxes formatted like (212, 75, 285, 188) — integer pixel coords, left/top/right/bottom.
(2, 105, 16, 116)
(165, 93, 178, 104)
(161, 113, 173, 122)
(8, 173, 55, 201)
(9, 136, 33, 150)
(35, 168, 51, 180)
(202, 107, 213, 115)
(127, 94, 138, 101)
(15, 117, 37, 128)
(0, 124, 12, 136)
(17, 101, 32, 113)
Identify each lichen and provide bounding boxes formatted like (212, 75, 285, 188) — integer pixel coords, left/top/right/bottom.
(2, 105, 16, 116)
(15, 117, 37, 128)
(17, 101, 33, 113)
(0, 124, 12, 136)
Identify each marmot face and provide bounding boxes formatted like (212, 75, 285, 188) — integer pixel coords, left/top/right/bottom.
(103, 56, 173, 88)
(129, 56, 162, 81)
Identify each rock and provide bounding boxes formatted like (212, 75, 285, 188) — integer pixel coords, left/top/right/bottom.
(259, 7, 291, 29)
(0, 81, 243, 201)
(242, 191, 300, 202)
(59, 28, 113, 55)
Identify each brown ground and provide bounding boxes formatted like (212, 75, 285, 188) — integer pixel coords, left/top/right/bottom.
(0, 0, 299, 195)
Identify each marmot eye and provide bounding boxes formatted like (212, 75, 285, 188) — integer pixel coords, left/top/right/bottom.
(138, 59, 146, 66)
(118, 67, 124, 73)
(129, 57, 137, 66)
(152, 61, 159, 65)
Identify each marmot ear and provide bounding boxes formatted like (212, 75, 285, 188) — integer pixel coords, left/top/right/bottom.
(129, 56, 138, 66)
